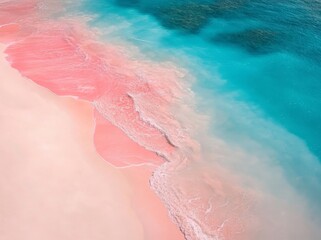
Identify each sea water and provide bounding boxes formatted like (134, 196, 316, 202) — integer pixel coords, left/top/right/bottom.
(72, 0, 321, 239)
(82, 0, 321, 159)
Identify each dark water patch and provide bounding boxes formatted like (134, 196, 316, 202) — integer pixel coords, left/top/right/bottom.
(113, 0, 247, 33)
(148, 2, 214, 33)
(113, 0, 215, 33)
(212, 28, 282, 55)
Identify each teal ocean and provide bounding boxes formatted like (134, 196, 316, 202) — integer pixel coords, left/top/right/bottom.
(80, 0, 321, 188)
(84, 0, 321, 159)
(76, 0, 321, 238)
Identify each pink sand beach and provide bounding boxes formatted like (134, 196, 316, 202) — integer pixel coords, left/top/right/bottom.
(0, 43, 183, 239)
(0, 1, 184, 238)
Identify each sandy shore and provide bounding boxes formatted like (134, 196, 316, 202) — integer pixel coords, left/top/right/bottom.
(0, 44, 183, 240)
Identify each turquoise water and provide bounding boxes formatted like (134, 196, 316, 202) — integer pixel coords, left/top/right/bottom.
(85, 0, 321, 162)
(78, 0, 321, 232)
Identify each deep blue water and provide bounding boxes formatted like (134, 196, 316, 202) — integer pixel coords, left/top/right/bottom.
(78, 0, 321, 209)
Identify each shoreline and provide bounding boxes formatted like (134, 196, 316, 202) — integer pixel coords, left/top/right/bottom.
(0, 43, 183, 240)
